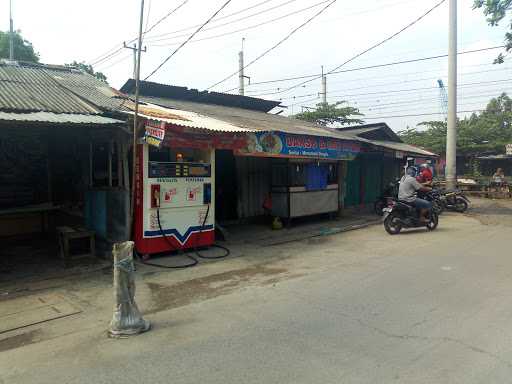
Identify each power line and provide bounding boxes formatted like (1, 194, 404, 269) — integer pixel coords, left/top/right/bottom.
(144, 0, 234, 80)
(146, 0, 275, 39)
(222, 45, 505, 91)
(355, 91, 512, 110)
(144, 0, 189, 35)
(279, 0, 448, 94)
(274, 76, 512, 102)
(360, 110, 484, 120)
(88, 0, 190, 66)
(206, 0, 338, 90)
(145, 0, 303, 42)
(248, 64, 512, 97)
(150, 0, 332, 46)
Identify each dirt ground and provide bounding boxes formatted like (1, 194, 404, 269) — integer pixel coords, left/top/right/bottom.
(465, 197, 512, 227)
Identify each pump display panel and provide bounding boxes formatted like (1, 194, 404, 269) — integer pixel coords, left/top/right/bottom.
(148, 162, 211, 178)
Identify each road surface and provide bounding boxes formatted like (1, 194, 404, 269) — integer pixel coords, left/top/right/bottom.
(1, 200, 512, 383)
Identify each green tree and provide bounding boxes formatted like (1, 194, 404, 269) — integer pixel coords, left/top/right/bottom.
(398, 121, 447, 154)
(473, 0, 512, 63)
(0, 30, 39, 62)
(293, 102, 364, 126)
(65, 61, 108, 83)
(398, 93, 512, 155)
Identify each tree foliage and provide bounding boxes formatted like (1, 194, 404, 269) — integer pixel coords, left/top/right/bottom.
(0, 30, 39, 62)
(293, 101, 364, 126)
(65, 61, 108, 83)
(398, 93, 512, 155)
(473, 0, 512, 63)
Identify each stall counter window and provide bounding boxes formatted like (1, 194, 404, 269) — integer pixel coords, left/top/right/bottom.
(271, 159, 339, 219)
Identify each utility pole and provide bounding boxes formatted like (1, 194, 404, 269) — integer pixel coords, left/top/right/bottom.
(9, 0, 14, 60)
(445, 0, 457, 189)
(238, 38, 250, 95)
(320, 65, 327, 104)
(130, 0, 145, 232)
(124, 42, 146, 79)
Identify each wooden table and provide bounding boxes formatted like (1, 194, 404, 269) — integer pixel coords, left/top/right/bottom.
(0, 203, 62, 236)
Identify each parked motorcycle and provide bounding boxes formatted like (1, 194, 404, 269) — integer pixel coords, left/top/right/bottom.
(374, 181, 399, 216)
(440, 189, 470, 213)
(383, 200, 439, 235)
(418, 189, 444, 215)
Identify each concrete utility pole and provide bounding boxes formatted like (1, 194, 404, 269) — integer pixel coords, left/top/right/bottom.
(130, 0, 145, 231)
(445, 0, 457, 189)
(9, 0, 14, 60)
(238, 38, 250, 96)
(124, 42, 146, 79)
(238, 50, 244, 95)
(320, 65, 327, 104)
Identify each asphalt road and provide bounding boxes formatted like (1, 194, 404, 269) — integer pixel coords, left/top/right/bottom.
(2, 201, 512, 384)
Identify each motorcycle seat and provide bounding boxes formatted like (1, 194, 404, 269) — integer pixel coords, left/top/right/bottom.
(397, 201, 415, 210)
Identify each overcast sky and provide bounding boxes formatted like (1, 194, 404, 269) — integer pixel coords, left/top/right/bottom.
(2, 0, 510, 130)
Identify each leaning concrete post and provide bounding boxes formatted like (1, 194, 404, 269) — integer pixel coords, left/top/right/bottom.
(108, 241, 150, 337)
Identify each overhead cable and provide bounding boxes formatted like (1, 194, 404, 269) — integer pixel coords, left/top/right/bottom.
(278, 0, 447, 94)
(206, 0, 338, 90)
(222, 45, 505, 92)
(88, 0, 190, 66)
(144, 0, 234, 80)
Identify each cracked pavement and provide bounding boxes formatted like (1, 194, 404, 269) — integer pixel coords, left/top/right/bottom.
(1, 199, 512, 383)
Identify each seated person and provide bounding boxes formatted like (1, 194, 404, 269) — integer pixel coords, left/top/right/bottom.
(399, 166, 433, 223)
(416, 163, 433, 187)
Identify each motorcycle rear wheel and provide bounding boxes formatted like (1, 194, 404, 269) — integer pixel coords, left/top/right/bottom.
(454, 198, 468, 213)
(426, 212, 439, 231)
(384, 214, 402, 235)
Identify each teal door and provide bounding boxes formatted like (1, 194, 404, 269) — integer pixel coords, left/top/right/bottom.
(344, 158, 361, 207)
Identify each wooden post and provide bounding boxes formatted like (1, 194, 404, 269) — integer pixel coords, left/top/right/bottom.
(89, 141, 93, 188)
(108, 140, 113, 187)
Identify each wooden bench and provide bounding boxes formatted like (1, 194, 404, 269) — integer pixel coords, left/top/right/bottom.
(56, 226, 95, 267)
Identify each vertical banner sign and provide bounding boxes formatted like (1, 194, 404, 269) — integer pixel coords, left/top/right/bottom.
(144, 121, 166, 148)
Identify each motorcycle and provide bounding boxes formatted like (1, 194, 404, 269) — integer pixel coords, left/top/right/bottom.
(440, 189, 470, 212)
(383, 199, 439, 235)
(419, 189, 445, 215)
(374, 180, 399, 216)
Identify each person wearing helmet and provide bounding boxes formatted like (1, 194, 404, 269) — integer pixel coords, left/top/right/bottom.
(399, 166, 433, 223)
(416, 163, 433, 186)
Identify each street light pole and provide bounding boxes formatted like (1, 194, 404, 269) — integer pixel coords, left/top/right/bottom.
(445, 0, 457, 189)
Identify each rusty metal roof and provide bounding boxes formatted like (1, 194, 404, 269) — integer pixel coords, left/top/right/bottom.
(126, 102, 255, 133)
(136, 96, 364, 142)
(0, 61, 128, 115)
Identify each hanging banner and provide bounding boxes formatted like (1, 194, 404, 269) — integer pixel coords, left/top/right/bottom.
(144, 121, 166, 148)
(235, 132, 360, 160)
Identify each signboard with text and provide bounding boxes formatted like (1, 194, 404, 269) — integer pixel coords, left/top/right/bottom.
(235, 132, 360, 160)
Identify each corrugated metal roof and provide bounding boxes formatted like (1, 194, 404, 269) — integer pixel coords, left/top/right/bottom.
(0, 61, 128, 115)
(0, 111, 124, 124)
(126, 102, 255, 133)
(137, 96, 364, 142)
(366, 140, 437, 157)
(121, 79, 281, 113)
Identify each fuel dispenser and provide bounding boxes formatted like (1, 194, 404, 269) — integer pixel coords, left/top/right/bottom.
(134, 143, 215, 255)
